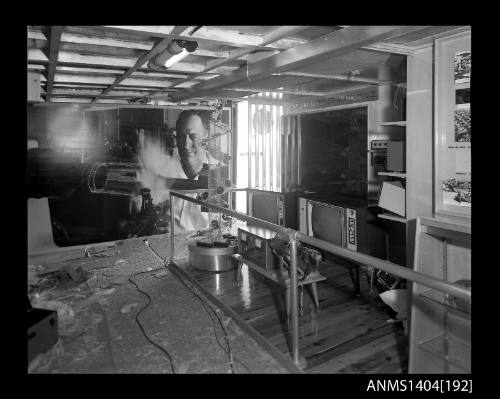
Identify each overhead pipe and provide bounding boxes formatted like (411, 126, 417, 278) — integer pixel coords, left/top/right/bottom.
(274, 71, 396, 86)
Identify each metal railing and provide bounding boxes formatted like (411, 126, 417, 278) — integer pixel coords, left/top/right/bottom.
(168, 190, 471, 368)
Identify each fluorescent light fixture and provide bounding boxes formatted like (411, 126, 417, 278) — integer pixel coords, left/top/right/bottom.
(165, 49, 189, 68)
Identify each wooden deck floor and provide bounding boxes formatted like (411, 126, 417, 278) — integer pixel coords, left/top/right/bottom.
(181, 259, 408, 374)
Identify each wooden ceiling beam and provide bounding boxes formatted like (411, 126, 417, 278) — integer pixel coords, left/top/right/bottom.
(46, 26, 64, 100)
(54, 74, 181, 89)
(91, 26, 191, 103)
(51, 89, 167, 98)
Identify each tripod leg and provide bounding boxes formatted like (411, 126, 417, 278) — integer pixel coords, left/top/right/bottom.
(355, 265, 361, 296)
(348, 265, 356, 288)
(310, 282, 320, 312)
(285, 285, 291, 320)
(236, 262, 242, 285)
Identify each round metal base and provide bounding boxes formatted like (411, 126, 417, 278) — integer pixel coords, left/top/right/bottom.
(188, 238, 238, 272)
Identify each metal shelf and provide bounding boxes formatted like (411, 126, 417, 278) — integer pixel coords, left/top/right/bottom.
(378, 172, 406, 178)
(377, 213, 407, 223)
(379, 121, 406, 126)
(418, 334, 470, 373)
(419, 289, 471, 315)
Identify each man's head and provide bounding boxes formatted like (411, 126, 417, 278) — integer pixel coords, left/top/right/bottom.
(176, 110, 208, 179)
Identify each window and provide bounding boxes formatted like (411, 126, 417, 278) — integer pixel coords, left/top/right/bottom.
(236, 92, 284, 212)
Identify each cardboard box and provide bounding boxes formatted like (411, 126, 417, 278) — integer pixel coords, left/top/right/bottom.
(378, 181, 405, 216)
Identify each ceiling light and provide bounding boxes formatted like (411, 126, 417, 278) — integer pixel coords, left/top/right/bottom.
(165, 49, 189, 68)
(148, 40, 198, 71)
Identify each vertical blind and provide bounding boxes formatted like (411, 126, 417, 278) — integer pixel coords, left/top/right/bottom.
(248, 92, 284, 192)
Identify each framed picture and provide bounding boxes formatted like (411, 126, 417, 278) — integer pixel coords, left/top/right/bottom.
(435, 30, 471, 217)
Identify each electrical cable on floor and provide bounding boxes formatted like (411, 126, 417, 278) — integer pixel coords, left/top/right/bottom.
(144, 241, 235, 373)
(175, 274, 236, 374)
(128, 265, 176, 374)
(201, 300, 253, 374)
(145, 240, 253, 374)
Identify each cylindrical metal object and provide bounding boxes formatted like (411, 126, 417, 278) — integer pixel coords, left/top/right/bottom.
(188, 238, 237, 272)
(87, 162, 141, 196)
(289, 238, 300, 366)
(87, 162, 213, 197)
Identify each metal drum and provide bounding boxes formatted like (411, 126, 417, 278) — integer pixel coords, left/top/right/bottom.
(188, 238, 238, 272)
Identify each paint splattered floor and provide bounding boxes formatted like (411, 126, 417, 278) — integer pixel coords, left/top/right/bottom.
(28, 234, 291, 374)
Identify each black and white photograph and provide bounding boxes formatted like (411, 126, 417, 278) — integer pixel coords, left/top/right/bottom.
(455, 104, 471, 142)
(442, 178, 471, 206)
(454, 49, 471, 83)
(27, 25, 471, 380)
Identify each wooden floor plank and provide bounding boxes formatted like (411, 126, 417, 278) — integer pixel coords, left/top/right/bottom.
(181, 256, 408, 374)
(307, 330, 403, 373)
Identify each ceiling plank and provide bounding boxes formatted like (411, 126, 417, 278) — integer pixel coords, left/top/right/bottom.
(46, 26, 64, 100)
(27, 29, 47, 40)
(51, 89, 167, 98)
(91, 39, 177, 102)
(98, 25, 299, 51)
(102, 25, 260, 48)
(57, 52, 137, 68)
(61, 32, 153, 50)
(29, 39, 145, 58)
(168, 26, 433, 101)
(54, 74, 180, 88)
(36, 59, 219, 78)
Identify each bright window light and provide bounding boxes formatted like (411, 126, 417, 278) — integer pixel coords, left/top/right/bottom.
(165, 49, 189, 68)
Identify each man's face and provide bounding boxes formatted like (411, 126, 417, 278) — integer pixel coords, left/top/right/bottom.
(177, 114, 207, 179)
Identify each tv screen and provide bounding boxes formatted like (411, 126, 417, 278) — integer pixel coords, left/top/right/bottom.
(310, 202, 343, 246)
(250, 193, 279, 224)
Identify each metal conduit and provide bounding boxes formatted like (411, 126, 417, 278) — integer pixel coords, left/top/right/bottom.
(168, 190, 471, 368)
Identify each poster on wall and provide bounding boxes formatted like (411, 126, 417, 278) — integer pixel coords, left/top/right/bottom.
(440, 50, 471, 208)
(27, 106, 233, 247)
(435, 33, 471, 216)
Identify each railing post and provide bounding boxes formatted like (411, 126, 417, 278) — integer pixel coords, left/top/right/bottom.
(170, 192, 175, 264)
(288, 235, 301, 367)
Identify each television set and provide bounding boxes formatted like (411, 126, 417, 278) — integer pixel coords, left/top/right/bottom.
(299, 197, 386, 259)
(247, 189, 297, 229)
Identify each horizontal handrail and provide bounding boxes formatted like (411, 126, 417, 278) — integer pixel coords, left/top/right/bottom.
(170, 190, 471, 303)
(171, 191, 294, 238)
(296, 232, 471, 302)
